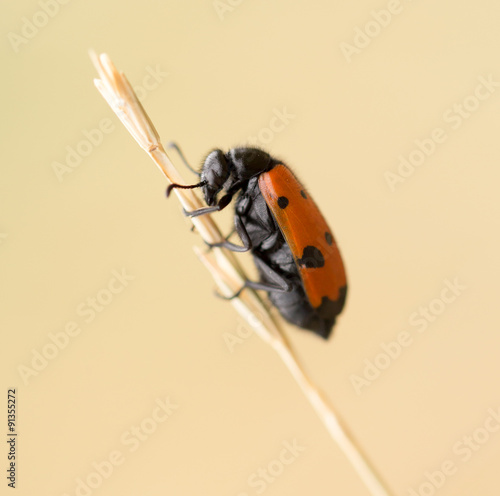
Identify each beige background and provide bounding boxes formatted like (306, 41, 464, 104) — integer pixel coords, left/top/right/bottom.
(2, 1, 500, 495)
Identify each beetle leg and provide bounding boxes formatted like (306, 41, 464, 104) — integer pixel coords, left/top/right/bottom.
(166, 142, 201, 177)
(183, 193, 233, 218)
(205, 215, 251, 253)
(215, 255, 293, 300)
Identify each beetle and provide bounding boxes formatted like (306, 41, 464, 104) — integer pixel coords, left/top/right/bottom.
(167, 146, 347, 339)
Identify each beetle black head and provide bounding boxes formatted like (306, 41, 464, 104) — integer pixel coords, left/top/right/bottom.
(166, 147, 274, 209)
(200, 149, 231, 206)
(200, 147, 273, 206)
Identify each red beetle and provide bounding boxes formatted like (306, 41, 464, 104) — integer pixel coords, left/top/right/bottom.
(168, 147, 347, 339)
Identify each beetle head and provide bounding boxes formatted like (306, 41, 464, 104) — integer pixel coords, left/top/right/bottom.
(200, 149, 232, 206)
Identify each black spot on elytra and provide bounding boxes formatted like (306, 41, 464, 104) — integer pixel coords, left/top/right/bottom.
(300, 190, 307, 199)
(277, 196, 289, 209)
(313, 287, 348, 339)
(298, 246, 324, 268)
(325, 232, 333, 246)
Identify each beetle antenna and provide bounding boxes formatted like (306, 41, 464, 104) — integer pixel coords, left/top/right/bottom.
(167, 142, 201, 177)
(166, 181, 207, 198)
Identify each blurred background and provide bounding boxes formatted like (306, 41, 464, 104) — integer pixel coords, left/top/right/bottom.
(2, 1, 500, 495)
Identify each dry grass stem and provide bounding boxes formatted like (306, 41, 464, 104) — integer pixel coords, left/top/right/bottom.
(90, 51, 392, 496)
